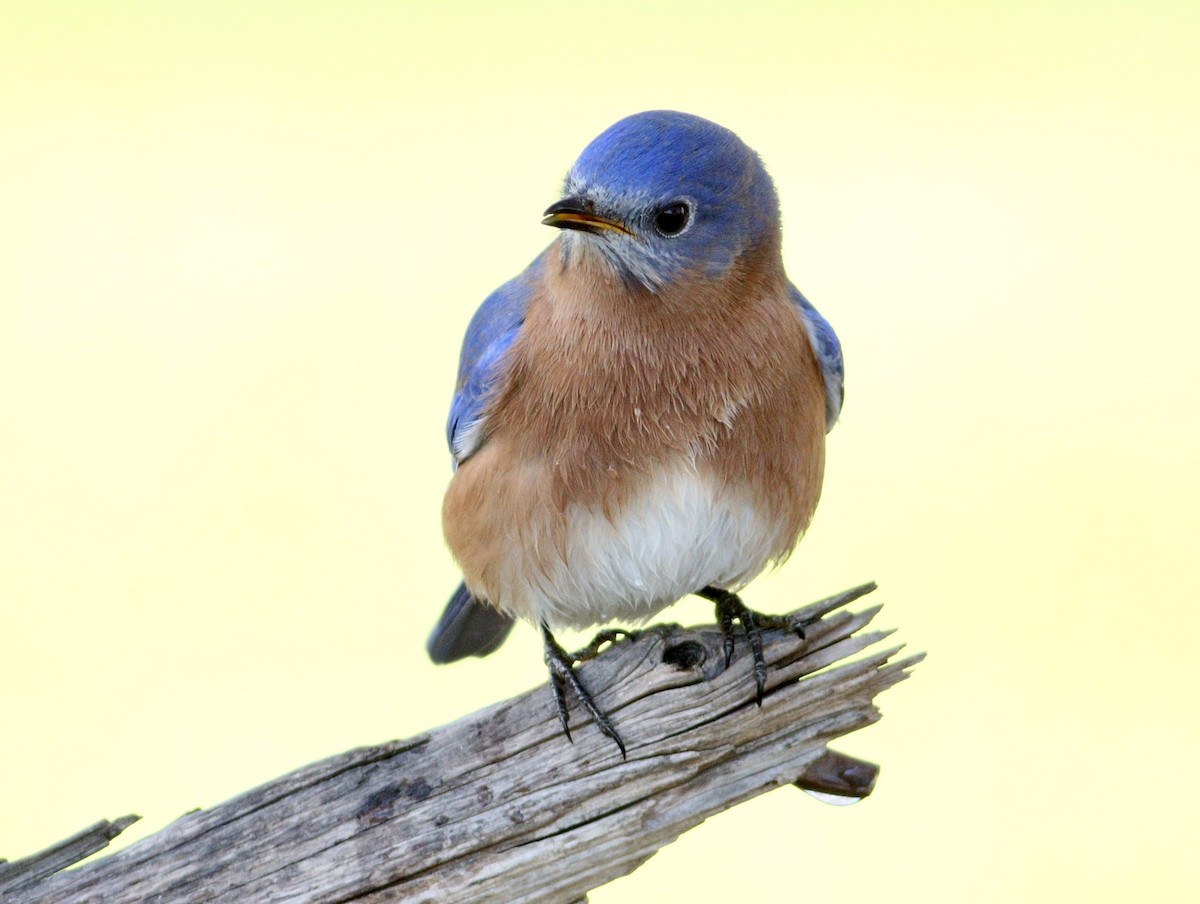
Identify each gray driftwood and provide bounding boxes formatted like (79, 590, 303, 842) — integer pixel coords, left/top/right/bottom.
(2, 583, 920, 904)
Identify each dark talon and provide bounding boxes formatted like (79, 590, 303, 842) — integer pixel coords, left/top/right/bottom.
(541, 623, 627, 758)
(571, 627, 639, 663)
(696, 586, 802, 705)
(744, 611, 767, 706)
(547, 667, 573, 742)
(717, 601, 736, 668)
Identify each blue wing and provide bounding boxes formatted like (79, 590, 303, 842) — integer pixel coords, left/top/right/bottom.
(446, 252, 545, 466)
(789, 284, 844, 431)
(433, 256, 542, 664)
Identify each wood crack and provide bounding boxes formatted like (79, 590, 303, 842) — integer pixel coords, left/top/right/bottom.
(6, 583, 919, 904)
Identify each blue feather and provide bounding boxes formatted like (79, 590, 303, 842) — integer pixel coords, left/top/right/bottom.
(563, 111, 780, 287)
(446, 252, 544, 465)
(789, 285, 844, 431)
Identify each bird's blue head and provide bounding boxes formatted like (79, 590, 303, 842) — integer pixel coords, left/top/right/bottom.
(543, 111, 781, 291)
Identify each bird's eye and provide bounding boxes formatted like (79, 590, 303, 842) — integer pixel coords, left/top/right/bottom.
(653, 202, 690, 237)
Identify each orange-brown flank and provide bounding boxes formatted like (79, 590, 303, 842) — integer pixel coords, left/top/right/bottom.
(443, 236, 827, 627)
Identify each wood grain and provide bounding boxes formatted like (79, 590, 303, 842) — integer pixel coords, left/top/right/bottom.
(3, 583, 920, 904)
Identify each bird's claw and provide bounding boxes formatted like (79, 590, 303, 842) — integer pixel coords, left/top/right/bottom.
(570, 627, 640, 664)
(542, 623, 627, 758)
(699, 587, 805, 706)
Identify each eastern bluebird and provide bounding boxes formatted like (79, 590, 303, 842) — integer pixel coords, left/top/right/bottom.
(427, 111, 845, 756)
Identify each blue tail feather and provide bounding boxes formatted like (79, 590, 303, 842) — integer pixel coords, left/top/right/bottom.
(426, 583, 516, 664)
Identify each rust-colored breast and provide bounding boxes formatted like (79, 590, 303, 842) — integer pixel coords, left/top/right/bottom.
(442, 239, 827, 618)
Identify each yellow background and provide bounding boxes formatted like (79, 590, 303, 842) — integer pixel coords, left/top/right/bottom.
(2, 2, 1197, 900)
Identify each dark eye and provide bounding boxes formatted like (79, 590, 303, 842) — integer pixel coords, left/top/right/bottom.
(653, 202, 690, 236)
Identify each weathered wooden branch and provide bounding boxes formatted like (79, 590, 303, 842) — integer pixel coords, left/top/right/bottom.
(3, 583, 920, 904)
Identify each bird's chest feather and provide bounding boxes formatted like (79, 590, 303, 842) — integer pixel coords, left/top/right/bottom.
(442, 259, 827, 625)
(491, 271, 825, 511)
(498, 458, 791, 629)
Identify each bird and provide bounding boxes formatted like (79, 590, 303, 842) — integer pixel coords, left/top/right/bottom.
(427, 111, 845, 757)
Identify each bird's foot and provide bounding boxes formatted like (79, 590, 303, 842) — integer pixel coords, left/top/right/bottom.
(696, 586, 807, 706)
(571, 627, 640, 663)
(542, 623, 627, 759)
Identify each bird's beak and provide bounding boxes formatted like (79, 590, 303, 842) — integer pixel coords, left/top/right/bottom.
(542, 198, 632, 236)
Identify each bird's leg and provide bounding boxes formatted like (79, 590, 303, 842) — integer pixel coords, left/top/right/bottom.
(541, 623, 627, 759)
(696, 586, 807, 706)
(571, 627, 640, 663)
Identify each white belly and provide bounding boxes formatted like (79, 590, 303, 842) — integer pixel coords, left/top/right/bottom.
(499, 463, 790, 631)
